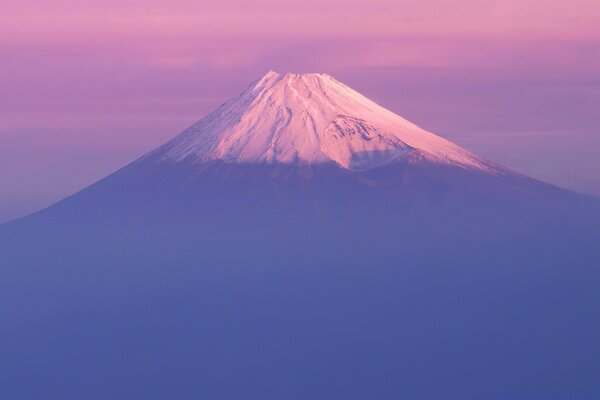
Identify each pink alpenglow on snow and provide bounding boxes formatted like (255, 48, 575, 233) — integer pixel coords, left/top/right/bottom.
(150, 72, 497, 172)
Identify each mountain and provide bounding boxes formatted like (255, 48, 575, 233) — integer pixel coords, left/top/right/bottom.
(2, 72, 600, 400)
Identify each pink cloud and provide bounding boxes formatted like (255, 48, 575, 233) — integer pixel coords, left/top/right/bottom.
(3, 0, 599, 44)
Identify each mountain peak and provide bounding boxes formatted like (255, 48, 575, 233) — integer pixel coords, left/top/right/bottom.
(260, 70, 330, 80)
(148, 71, 496, 172)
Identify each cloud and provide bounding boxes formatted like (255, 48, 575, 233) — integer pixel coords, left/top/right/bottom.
(3, 0, 599, 43)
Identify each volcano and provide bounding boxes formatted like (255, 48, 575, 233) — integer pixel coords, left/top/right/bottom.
(2, 72, 600, 400)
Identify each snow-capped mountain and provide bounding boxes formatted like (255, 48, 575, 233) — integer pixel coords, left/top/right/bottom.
(1, 72, 600, 400)
(149, 71, 494, 172)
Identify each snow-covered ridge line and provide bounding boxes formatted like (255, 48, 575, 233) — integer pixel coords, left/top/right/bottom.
(147, 71, 499, 172)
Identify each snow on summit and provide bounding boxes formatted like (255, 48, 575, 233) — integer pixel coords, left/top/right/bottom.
(150, 71, 495, 172)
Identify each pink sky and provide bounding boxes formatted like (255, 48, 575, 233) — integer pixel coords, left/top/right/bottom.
(2, 0, 600, 222)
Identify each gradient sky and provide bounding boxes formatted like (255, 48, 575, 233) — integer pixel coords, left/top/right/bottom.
(2, 0, 600, 222)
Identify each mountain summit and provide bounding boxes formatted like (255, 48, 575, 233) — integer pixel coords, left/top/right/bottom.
(147, 71, 495, 172)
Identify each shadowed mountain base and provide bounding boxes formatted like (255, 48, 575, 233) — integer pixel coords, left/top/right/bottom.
(2, 159, 600, 400)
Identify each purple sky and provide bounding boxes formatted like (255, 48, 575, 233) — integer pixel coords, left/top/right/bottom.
(2, 0, 600, 222)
